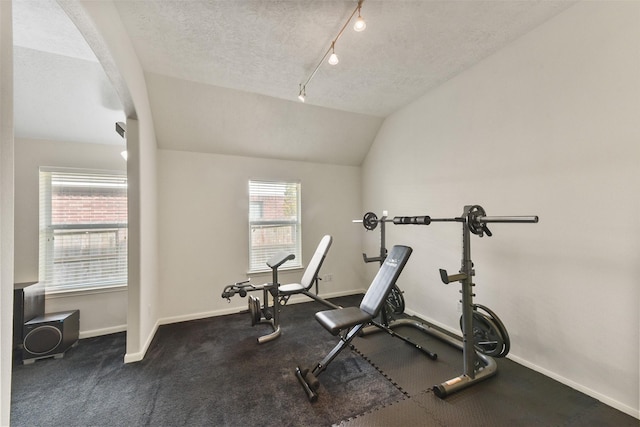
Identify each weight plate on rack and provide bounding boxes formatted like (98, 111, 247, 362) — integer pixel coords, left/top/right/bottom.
(363, 212, 378, 231)
(460, 311, 505, 357)
(474, 304, 510, 357)
(467, 205, 487, 236)
(248, 295, 261, 326)
(385, 284, 405, 315)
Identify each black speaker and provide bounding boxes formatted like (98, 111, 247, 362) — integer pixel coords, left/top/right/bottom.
(13, 282, 45, 349)
(22, 310, 80, 364)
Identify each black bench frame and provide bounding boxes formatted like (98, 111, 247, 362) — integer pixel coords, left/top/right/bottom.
(295, 245, 417, 402)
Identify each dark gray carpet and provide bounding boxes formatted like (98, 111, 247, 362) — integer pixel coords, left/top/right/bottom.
(12, 297, 637, 426)
(11, 294, 406, 427)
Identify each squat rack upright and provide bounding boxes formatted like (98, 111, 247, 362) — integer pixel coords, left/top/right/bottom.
(357, 204, 538, 397)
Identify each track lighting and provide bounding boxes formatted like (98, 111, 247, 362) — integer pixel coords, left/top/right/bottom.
(297, 0, 366, 102)
(328, 42, 339, 65)
(354, 4, 366, 32)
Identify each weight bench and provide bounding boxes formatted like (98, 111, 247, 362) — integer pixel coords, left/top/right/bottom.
(295, 245, 414, 402)
(278, 235, 339, 309)
(221, 235, 337, 343)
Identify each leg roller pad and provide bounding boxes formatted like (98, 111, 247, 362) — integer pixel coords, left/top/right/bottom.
(296, 366, 319, 402)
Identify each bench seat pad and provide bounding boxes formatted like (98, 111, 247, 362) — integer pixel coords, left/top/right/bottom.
(279, 283, 305, 294)
(315, 306, 373, 336)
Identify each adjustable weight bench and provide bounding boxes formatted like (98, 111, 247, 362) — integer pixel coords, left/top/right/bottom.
(221, 235, 337, 343)
(278, 235, 340, 309)
(295, 245, 416, 402)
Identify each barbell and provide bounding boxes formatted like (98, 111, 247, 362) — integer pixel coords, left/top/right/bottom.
(356, 207, 538, 236)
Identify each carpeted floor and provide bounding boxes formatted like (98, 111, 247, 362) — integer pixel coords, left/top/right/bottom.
(11, 294, 405, 427)
(11, 293, 638, 426)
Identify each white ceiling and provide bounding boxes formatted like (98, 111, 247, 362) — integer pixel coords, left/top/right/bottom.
(12, 0, 576, 164)
(13, 0, 126, 146)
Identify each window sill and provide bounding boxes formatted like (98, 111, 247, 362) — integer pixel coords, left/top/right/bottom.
(247, 265, 304, 276)
(45, 284, 127, 299)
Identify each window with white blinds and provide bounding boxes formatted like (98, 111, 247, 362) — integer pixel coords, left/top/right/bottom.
(248, 180, 301, 272)
(39, 168, 128, 293)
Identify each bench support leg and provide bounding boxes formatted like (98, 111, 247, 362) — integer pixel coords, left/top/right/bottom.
(296, 322, 367, 402)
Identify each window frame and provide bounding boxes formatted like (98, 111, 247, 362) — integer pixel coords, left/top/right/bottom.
(39, 167, 128, 294)
(248, 179, 302, 273)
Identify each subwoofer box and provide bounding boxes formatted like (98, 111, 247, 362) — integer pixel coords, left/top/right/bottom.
(22, 310, 79, 364)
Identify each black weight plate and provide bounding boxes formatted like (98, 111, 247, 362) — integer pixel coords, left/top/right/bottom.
(385, 284, 405, 315)
(460, 311, 505, 357)
(363, 212, 378, 231)
(467, 205, 486, 236)
(474, 304, 510, 357)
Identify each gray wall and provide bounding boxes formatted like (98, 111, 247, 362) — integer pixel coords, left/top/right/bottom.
(361, 2, 639, 417)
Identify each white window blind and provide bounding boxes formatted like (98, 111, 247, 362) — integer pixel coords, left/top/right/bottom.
(39, 169, 128, 293)
(248, 180, 301, 272)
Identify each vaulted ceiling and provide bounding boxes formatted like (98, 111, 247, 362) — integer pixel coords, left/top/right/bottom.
(13, 0, 575, 165)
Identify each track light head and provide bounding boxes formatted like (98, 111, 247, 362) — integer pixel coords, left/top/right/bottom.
(328, 42, 339, 65)
(298, 85, 306, 102)
(354, 5, 366, 32)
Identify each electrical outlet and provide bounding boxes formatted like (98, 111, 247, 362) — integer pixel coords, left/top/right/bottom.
(324, 274, 333, 282)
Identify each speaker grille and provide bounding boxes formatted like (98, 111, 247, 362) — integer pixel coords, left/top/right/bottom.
(24, 325, 62, 355)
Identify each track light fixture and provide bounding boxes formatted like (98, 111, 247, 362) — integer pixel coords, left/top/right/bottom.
(328, 42, 339, 65)
(298, 84, 306, 102)
(297, 0, 365, 102)
(354, 3, 366, 32)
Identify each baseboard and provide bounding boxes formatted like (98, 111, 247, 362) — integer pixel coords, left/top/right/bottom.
(124, 290, 362, 364)
(123, 319, 160, 364)
(404, 307, 460, 337)
(79, 324, 127, 339)
(159, 306, 244, 326)
(157, 288, 367, 326)
(404, 309, 639, 420)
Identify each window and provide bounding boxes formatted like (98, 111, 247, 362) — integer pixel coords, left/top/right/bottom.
(39, 168, 127, 293)
(248, 180, 301, 272)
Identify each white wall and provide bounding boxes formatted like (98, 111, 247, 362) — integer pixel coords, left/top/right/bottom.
(157, 149, 365, 323)
(72, 0, 160, 363)
(0, 1, 14, 423)
(13, 138, 128, 336)
(362, 2, 639, 418)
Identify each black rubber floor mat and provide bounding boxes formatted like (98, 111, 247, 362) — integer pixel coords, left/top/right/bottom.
(344, 321, 638, 426)
(352, 323, 461, 395)
(336, 395, 438, 427)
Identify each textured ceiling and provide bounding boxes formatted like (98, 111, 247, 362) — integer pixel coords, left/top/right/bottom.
(12, 0, 576, 164)
(113, 0, 575, 117)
